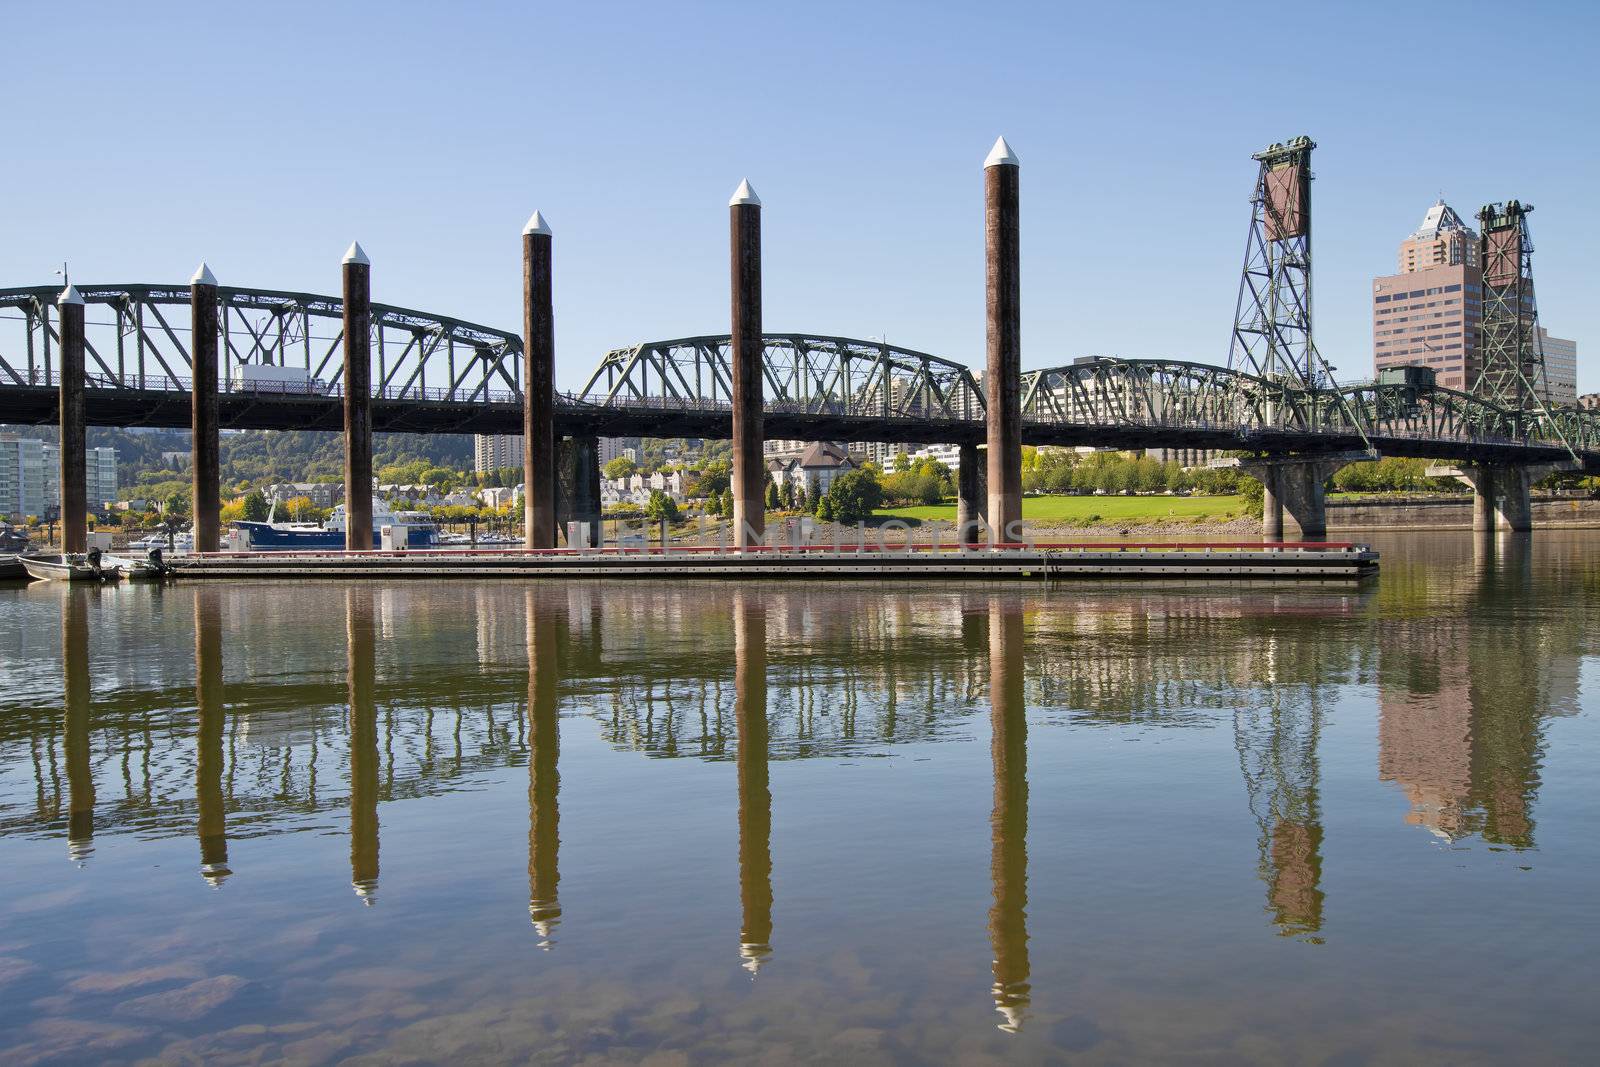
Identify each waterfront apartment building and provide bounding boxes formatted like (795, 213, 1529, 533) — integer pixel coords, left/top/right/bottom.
(476, 434, 631, 473)
(473, 433, 521, 473)
(0, 436, 117, 520)
(1372, 201, 1482, 392)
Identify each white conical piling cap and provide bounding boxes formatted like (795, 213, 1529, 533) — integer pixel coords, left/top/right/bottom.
(523, 211, 552, 237)
(342, 241, 370, 266)
(729, 179, 761, 207)
(190, 261, 217, 286)
(58, 284, 84, 306)
(984, 136, 1019, 168)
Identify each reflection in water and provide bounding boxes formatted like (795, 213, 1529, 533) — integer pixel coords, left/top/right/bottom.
(62, 590, 94, 864)
(1377, 535, 1563, 848)
(987, 598, 1030, 1032)
(1234, 640, 1325, 939)
(195, 588, 231, 886)
(526, 590, 562, 946)
(734, 592, 773, 975)
(347, 589, 380, 903)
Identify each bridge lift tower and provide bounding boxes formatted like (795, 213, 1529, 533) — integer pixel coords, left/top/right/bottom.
(1475, 201, 1548, 412)
(1228, 136, 1333, 391)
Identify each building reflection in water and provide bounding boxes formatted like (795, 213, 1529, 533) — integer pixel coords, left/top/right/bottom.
(734, 591, 773, 975)
(62, 589, 94, 864)
(526, 589, 562, 946)
(987, 597, 1031, 1032)
(347, 588, 380, 903)
(1377, 534, 1559, 848)
(1234, 639, 1325, 940)
(195, 587, 231, 886)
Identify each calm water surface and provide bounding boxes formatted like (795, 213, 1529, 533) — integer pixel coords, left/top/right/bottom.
(1, 531, 1597, 1065)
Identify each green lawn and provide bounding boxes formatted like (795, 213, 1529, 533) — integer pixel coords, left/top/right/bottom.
(876, 494, 1248, 526)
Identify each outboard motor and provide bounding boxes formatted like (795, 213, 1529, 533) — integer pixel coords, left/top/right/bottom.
(147, 546, 166, 575)
(86, 547, 104, 580)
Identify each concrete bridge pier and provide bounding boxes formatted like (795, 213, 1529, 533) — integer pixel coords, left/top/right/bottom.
(522, 212, 557, 550)
(729, 180, 764, 549)
(1261, 479, 1283, 542)
(190, 264, 221, 553)
(956, 442, 987, 545)
(57, 285, 87, 554)
(1240, 453, 1366, 541)
(1428, 463, 1571, 532)
(341, 243, 373, 552)
(984, 137, 1022, 544)
(559, 436, 602, 548)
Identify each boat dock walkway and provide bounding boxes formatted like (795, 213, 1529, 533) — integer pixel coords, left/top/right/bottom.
(168, 541, 1379, 582)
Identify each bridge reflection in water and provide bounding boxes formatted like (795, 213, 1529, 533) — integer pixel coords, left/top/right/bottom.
(11, 549, 1587, 1025)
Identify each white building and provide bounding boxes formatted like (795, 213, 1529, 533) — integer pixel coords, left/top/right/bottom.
(0, 436, 51, 521)
(474, 433, 521, 473)
(1535, 327, 1578, 407)
(767, 442, 855, 498)
(0, 439, 116, 518)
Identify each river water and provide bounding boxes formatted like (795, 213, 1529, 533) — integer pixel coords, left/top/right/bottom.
(1, 531, 1596, 1065)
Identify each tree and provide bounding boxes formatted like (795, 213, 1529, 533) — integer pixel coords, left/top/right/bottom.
(697, 460, 731, 498)
(766, 481, 781, 509)
(721, 489, 734, 518)
(603, 456, 637, 481)
(164, 489, 191, 520)
(644, 490, 681, 524)
(240, 490, 270, 522)
(284, 495, 318, 522)
(817, 495, 836, 522)
(827, 468, 884, 523)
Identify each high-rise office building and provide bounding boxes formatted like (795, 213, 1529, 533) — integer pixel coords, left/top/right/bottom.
(1373, 201, 1482, 392)
(1534, 327, 1578, 407)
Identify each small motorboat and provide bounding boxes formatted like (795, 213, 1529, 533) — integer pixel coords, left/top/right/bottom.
(102, 547, 172, 581)
(0, 554, 28, 581)
(19, 549, 124, 583)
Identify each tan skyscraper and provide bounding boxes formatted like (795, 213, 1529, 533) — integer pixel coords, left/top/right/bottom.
(1373, 201, 1482, 391)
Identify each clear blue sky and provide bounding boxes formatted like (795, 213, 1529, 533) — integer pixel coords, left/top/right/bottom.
(7, 0, 1596, 390)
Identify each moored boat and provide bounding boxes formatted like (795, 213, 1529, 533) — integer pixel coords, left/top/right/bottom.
(102, 548, 172, 581)
(0, 553, 28, 581)
(20, 550, 124, 583)
(231, 500, 440, 551)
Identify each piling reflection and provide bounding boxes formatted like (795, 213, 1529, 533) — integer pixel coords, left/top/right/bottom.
(195, 587, 230, 886)
(734, 592, 773, 975)
(526, 590, 562, 946)
(62, 590, 94, 864)
(987, 597, 1030, 1031)
(347, 588, 379, 903)
(1234, 639, 1326, 939)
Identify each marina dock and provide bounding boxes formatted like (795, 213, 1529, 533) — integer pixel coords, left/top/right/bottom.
(168, 541, 1378, 582)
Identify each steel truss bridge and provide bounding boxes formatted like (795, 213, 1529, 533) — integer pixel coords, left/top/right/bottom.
(3, 282, 1598, 468)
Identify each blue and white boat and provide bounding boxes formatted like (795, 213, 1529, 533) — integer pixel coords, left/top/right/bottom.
(231, 500, 439, 551)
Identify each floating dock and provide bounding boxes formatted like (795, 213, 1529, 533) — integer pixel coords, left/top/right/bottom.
(168, 542, 1378, 582)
